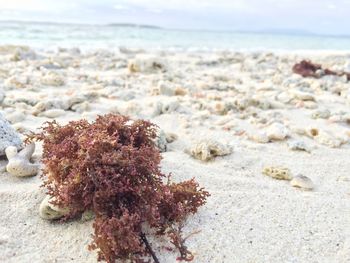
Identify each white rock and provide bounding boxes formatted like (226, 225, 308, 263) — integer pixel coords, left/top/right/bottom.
(262, 166, 292, 180)
(0, 113, 22, 156)
(5, 143, 39, 177)
(344, 62, 350, 72)
(187, 139, 232, 161)
(157, 81, 176, 96)
(39, 109, 66, 118)
(4, 75, 29, 89)
(128, 56, 167, 73)
(4, 111, 26, 124)
(247, 131, 269, 143)
(311, 109, 330, 119)
(290, 175, 314, 190)
(288, 140, 311, 153)
(266, 122, 289, 141)
(165, 132, 178, 143)
(314, 131, 343, 148)
(40, 71, 65, 86)
(39, 195, 69, 220)
(161, 101, 180, 114)
(154, 130, 168, 152)
(290, 90, 315, 101)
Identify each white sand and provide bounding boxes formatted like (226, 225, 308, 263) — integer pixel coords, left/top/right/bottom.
(0, 46, 349, 262)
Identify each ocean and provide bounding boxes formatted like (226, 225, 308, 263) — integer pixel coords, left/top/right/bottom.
(1, 21, 350, 52)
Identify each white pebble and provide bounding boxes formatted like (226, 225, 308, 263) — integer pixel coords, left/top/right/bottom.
(290, 174, 314, 190)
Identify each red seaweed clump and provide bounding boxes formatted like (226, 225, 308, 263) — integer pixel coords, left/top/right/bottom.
(28, 114, 209, 263)
(293, 60, 350, 80)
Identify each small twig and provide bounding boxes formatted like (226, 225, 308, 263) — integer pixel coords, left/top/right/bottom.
(140, 232, 160, 263)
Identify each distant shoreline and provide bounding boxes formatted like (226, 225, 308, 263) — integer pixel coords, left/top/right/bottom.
(1, 19, 350, 39)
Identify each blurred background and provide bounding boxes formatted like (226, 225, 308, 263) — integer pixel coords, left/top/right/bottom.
(0, 0, 350, 50)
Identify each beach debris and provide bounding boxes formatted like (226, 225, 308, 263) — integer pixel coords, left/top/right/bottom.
(262, 166, 292, 180)
(38, 109, 66, 118)
(39, 195, 69, 220)
(0, 113, 22, 156)
(40, 71, 65, 86)
(314, 131, 343, 148)
(187, 139, 232, 161)
(4, 111, 26, 124)
(5, 142, 39, 177)
(290, 174, 314, 190)
(165, 132, 178, 143)
(290, 90, 315, 101)
(288, 140, 311, 153)
(305, 127, 319, 138)
(247, 131, 269, 143)
(293, 60, 350, 81)
(81, 210, 95, 222)
(266, 122, 289, 141)
(311, 109, 331, 119)
(213, 102, 231, 115)
(29, 114, 209, 262)
(154, 100, 180, 115)
(4, 75, 29, 89)
(154, 129, 168, 152)
(156, 81, 176, 96)
(128, 57, 167, 73)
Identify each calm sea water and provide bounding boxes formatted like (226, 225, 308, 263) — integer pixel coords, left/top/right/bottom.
(1, 21, 350, 51)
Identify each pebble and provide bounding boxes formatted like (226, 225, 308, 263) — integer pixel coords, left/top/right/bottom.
(0, 113, 22, 156)
(288, 140, 311, 153)
(187, 139, 232, 161)
(40, 71, 65, 86)
(38, 109, 66, 118)
(4, 111, 26, 124)
(266, 122, 289, 141)
(128, 56, 167, 73)
(262, 166, 292, 180)
(5, 143, 39, 177)
(247, 131, 269, 143)
(39, 195, 69, 220)
(290, 174, 314, 190)
(311, 109, 330, 119)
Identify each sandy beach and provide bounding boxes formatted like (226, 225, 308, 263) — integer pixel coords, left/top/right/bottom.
(0, 45, 350, 262)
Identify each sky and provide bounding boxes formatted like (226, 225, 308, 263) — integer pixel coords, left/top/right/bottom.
(0, 0, 349, 35)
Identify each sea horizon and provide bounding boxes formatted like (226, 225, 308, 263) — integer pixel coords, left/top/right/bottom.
(1, 20, 350, 52)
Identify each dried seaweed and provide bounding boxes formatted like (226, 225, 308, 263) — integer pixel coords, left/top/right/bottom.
(292, 60, 350, 80)
(27, 114, 209, 262)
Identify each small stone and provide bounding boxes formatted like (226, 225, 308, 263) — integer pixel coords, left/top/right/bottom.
(0, 113, 22, 156)
(290, 90, 315, 101)
(81, 210, 95, 222)
(40, 71, 65, 86)
(247, 131, 269, 143)
(311, 109, 330, 119)
(288, 140, 311, 153)
(4, 111, 26, 124)
(158, 82, 175, 96)
(128, 57, 167, 73)
(175, 87, 187, 96)
(262, 166, 292, 180)
(39, 195, 69, 220)
(154, 130, 167, 152)
(6, 143, 39, 177)
(187, 139, 232, 161)
(266, 123, 289, 141)
(290, 174, 314, 190)
(39, 109, 66, 118)
(165, 132, 178, 143)
(305, 127, 319, 137)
